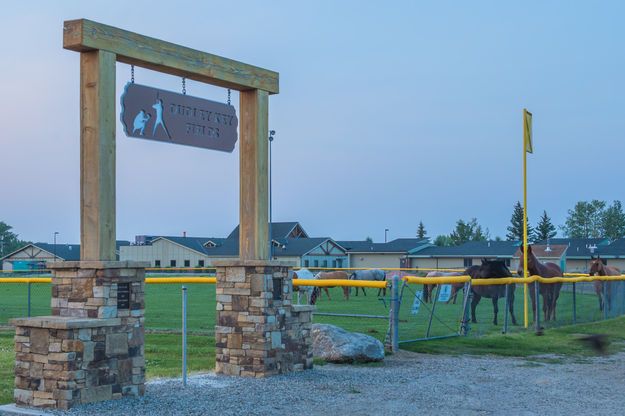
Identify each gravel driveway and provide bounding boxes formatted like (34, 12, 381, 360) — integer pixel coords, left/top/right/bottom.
(29, 350, 625, 415)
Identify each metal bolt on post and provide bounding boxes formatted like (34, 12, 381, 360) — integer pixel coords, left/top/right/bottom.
(182, 286, 187, 387)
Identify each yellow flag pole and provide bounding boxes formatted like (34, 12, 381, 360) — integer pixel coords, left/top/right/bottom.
(522, 108, 530, 328)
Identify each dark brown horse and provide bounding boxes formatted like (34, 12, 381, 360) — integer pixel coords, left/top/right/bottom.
(469, 259, 517, 326)
(517, 245, 563, 322)
(589, 255, 620, 311)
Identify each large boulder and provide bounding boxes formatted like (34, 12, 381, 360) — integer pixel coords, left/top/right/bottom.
(311, 323, 385, 363)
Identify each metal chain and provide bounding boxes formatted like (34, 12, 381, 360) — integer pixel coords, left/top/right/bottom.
(131, 65, 135, 83)
(227, 89, 231, 105)
(182, 78, 186, 95)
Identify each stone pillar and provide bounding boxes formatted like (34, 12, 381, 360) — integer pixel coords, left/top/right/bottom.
(213, 260, 314, 378)
(9, 261, 147, 410)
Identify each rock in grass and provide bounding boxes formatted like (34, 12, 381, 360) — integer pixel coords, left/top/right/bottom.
(311, 323, 384, 363)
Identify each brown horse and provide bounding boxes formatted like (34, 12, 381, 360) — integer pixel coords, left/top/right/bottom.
(517, 245, 563, 322)
(589, 255, 620, 311)
(314, 271, 350, 301)
(423, 271, 463, 303)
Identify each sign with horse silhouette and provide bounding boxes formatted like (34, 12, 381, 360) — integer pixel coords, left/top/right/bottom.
(120, 83, 238, 152)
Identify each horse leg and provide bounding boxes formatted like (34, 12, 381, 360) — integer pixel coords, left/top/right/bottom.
(508, 287, 518, 325)
(529, 283, 537, 323)
(551, 286, 561, 321)
(471, 294, 481, 323)
(492, 297, 499, 325)
(323, 287, 332, 300)
(542, 289, 550, 322)
(343, 287, 349, 301)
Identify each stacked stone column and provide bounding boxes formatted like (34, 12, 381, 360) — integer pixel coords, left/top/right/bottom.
(10, 261, 148, 410)
(213, 260, 314, 377)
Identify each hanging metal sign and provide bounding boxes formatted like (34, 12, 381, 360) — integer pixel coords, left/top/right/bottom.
(120, 83, 238, 152)
(437, 284, 451, 303)
(411, 289, 423, 315)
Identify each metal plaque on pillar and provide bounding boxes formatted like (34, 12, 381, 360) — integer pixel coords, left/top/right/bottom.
(120, 83, 238, 152)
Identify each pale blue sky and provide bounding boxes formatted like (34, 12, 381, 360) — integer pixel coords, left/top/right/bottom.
(1, 1, 624, 245)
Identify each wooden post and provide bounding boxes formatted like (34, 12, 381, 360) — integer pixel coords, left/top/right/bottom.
(80, 50, 116, 261)
(239, 89, 269, 260)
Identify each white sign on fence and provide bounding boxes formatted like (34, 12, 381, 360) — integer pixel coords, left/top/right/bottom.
(438, 284, 452, 303)
(411, 290, 423, 315)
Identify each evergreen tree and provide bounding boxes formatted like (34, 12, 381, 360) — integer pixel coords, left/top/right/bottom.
(506, 201, 533, 241)
(535, 210, 557, 241)
(562, 200, 606, 238)
(600, 200, 625, 241)
(417, 221, 427, 238)
(365, 236, 373, 243)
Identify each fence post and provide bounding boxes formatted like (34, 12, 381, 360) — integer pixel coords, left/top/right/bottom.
(503, 284, 509, 334)
(27, 282, 31, 317)
(182, 285, 187, 387)
(390, 275, 399, 353)
(603, 279, 608, 320)
(572, 282, 577, 324)
(535, 281, 540, 331)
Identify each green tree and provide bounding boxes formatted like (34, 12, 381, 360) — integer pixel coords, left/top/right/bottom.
(0, 221, 31, 257)
(434, 235, 453, 246)
(506, 201, 533, 241)
(365, 236, 373, 243)
(535, 210, 557, 241)
(417, 221, 427, 238)
(600, 200, 625, 241)
(449, 218, 488, 246)
(562, 200, 606, 238)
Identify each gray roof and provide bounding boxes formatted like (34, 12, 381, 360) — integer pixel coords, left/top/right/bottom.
(151, 235, 346, 258)
(1, 240, 131, 262)
(338, 238, 430, 253)
(34, 243, 81, 261)
(227, 222, 308, 240)
(408, 240, 522, 258)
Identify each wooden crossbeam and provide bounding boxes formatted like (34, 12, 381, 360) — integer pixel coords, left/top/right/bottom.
(63, 19, 279, 94)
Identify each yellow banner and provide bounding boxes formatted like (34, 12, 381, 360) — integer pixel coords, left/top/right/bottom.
(523, 109, 533, 153)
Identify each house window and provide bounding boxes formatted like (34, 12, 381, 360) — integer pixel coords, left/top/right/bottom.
(505, 259, 511, 267)
(304, 260, 309, 267)
(337, 259, 343, 268)
(323, 260, 328, 267)
(198, 260, 205, 267)
(332, 260, 337, 268)
(463, 258, 473, 267)
(184, 260, 190, 267)
(170, 260, 176, 267)
(155, 260, 161, 267)
(602, 258, 607, 265)
(314, 260, 319, 267)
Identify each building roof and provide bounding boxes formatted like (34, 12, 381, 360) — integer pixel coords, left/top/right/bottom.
(513, 244, 568, 259)
(1, 240, 131, 262)
(534, 238, 608, 258)
(227, 222, 308, 240)
(337, 238, 430, 254)
(150, 235, 346, 258)
(408, 240, 522, 258)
